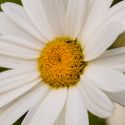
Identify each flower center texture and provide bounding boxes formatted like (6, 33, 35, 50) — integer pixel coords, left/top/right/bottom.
(38, 37, 87, 88)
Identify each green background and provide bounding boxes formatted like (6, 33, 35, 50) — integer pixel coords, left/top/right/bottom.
(0, 0, 123, 125)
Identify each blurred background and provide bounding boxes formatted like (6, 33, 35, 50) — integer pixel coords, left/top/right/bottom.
(0, 0, 124, 125)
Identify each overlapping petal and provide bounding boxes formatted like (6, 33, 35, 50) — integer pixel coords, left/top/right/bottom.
(0, 12, 41, 44)
(0, 70, 40, 93)
(90, 47, 125, 72)
(85, 66, 125, 92)
(81, 0, 113, 41)
(0, 55, 36, 69)
(0, 84, 49, 125)
(1, 2, 45, 42)
(0, 40, 39, 59)
(0, 78, 40, 108)
(79, 76, 114, 118)
(65, 87, 89, 125)
(21, 0, 55, 40)
(65, 0, 87, 38)
(27, 88, 67, 125)
(83, 21, 123, 61)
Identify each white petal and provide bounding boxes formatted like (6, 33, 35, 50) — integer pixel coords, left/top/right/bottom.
(90, 47, 125, 72)
(79, 76, 114, 118)
(81, 1, 125, 60)
(28, 88, 67, 125)
(104, 1, 125, 30)
(0, 78, 40, 108)
(21, 101, 43, 125)
(0, 36, 42, 51)
(1, 2, 45, 42)
(54, 109, 65, 125)
(81, 0, 113, 42)
(65, 87, 89, 125)
(0, 55, 37, 69)
(22, 0, 54, 40)
(84, 21, 123, 61)
(85, 66, 125, 92)
(22, 86, 50, 125)
(0, 69, 26, 79)
(82, 1, 125, 45)
(98, 47, 125, 58)
(0, 12, 41, 44)
(0, 84, 49, 125)
(0, 70, 40, 93)
(40, 0, 66, 36)
(0, 40, 39, 59)
(106, 91, 125, 107)
(65, 0, 87, 38)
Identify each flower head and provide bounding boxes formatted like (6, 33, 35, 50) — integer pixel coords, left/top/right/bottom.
(1, 0, 125, 125)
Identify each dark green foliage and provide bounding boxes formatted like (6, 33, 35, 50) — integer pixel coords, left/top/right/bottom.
(13, 114, 26, 125)
(112, 0, 123, 6)
(89, 113, 106, 125)
(0, 0, 21, 5)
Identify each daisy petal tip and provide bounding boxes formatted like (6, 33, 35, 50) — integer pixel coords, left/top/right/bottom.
(1, 2, 10, 10)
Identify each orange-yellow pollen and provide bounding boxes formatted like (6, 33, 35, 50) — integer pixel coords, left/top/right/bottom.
(38, 37, 87, 88)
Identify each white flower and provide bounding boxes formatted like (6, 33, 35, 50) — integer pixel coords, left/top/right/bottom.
(0, 0, 125, 125)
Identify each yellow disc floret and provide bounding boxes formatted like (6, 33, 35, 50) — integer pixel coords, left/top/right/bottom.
(38, 37, 87, 88)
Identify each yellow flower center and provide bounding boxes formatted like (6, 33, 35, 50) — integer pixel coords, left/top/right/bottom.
(38, 37, 87, 88)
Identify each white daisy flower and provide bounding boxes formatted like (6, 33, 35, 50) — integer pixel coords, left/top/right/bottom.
(0, 0, 125, 125)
